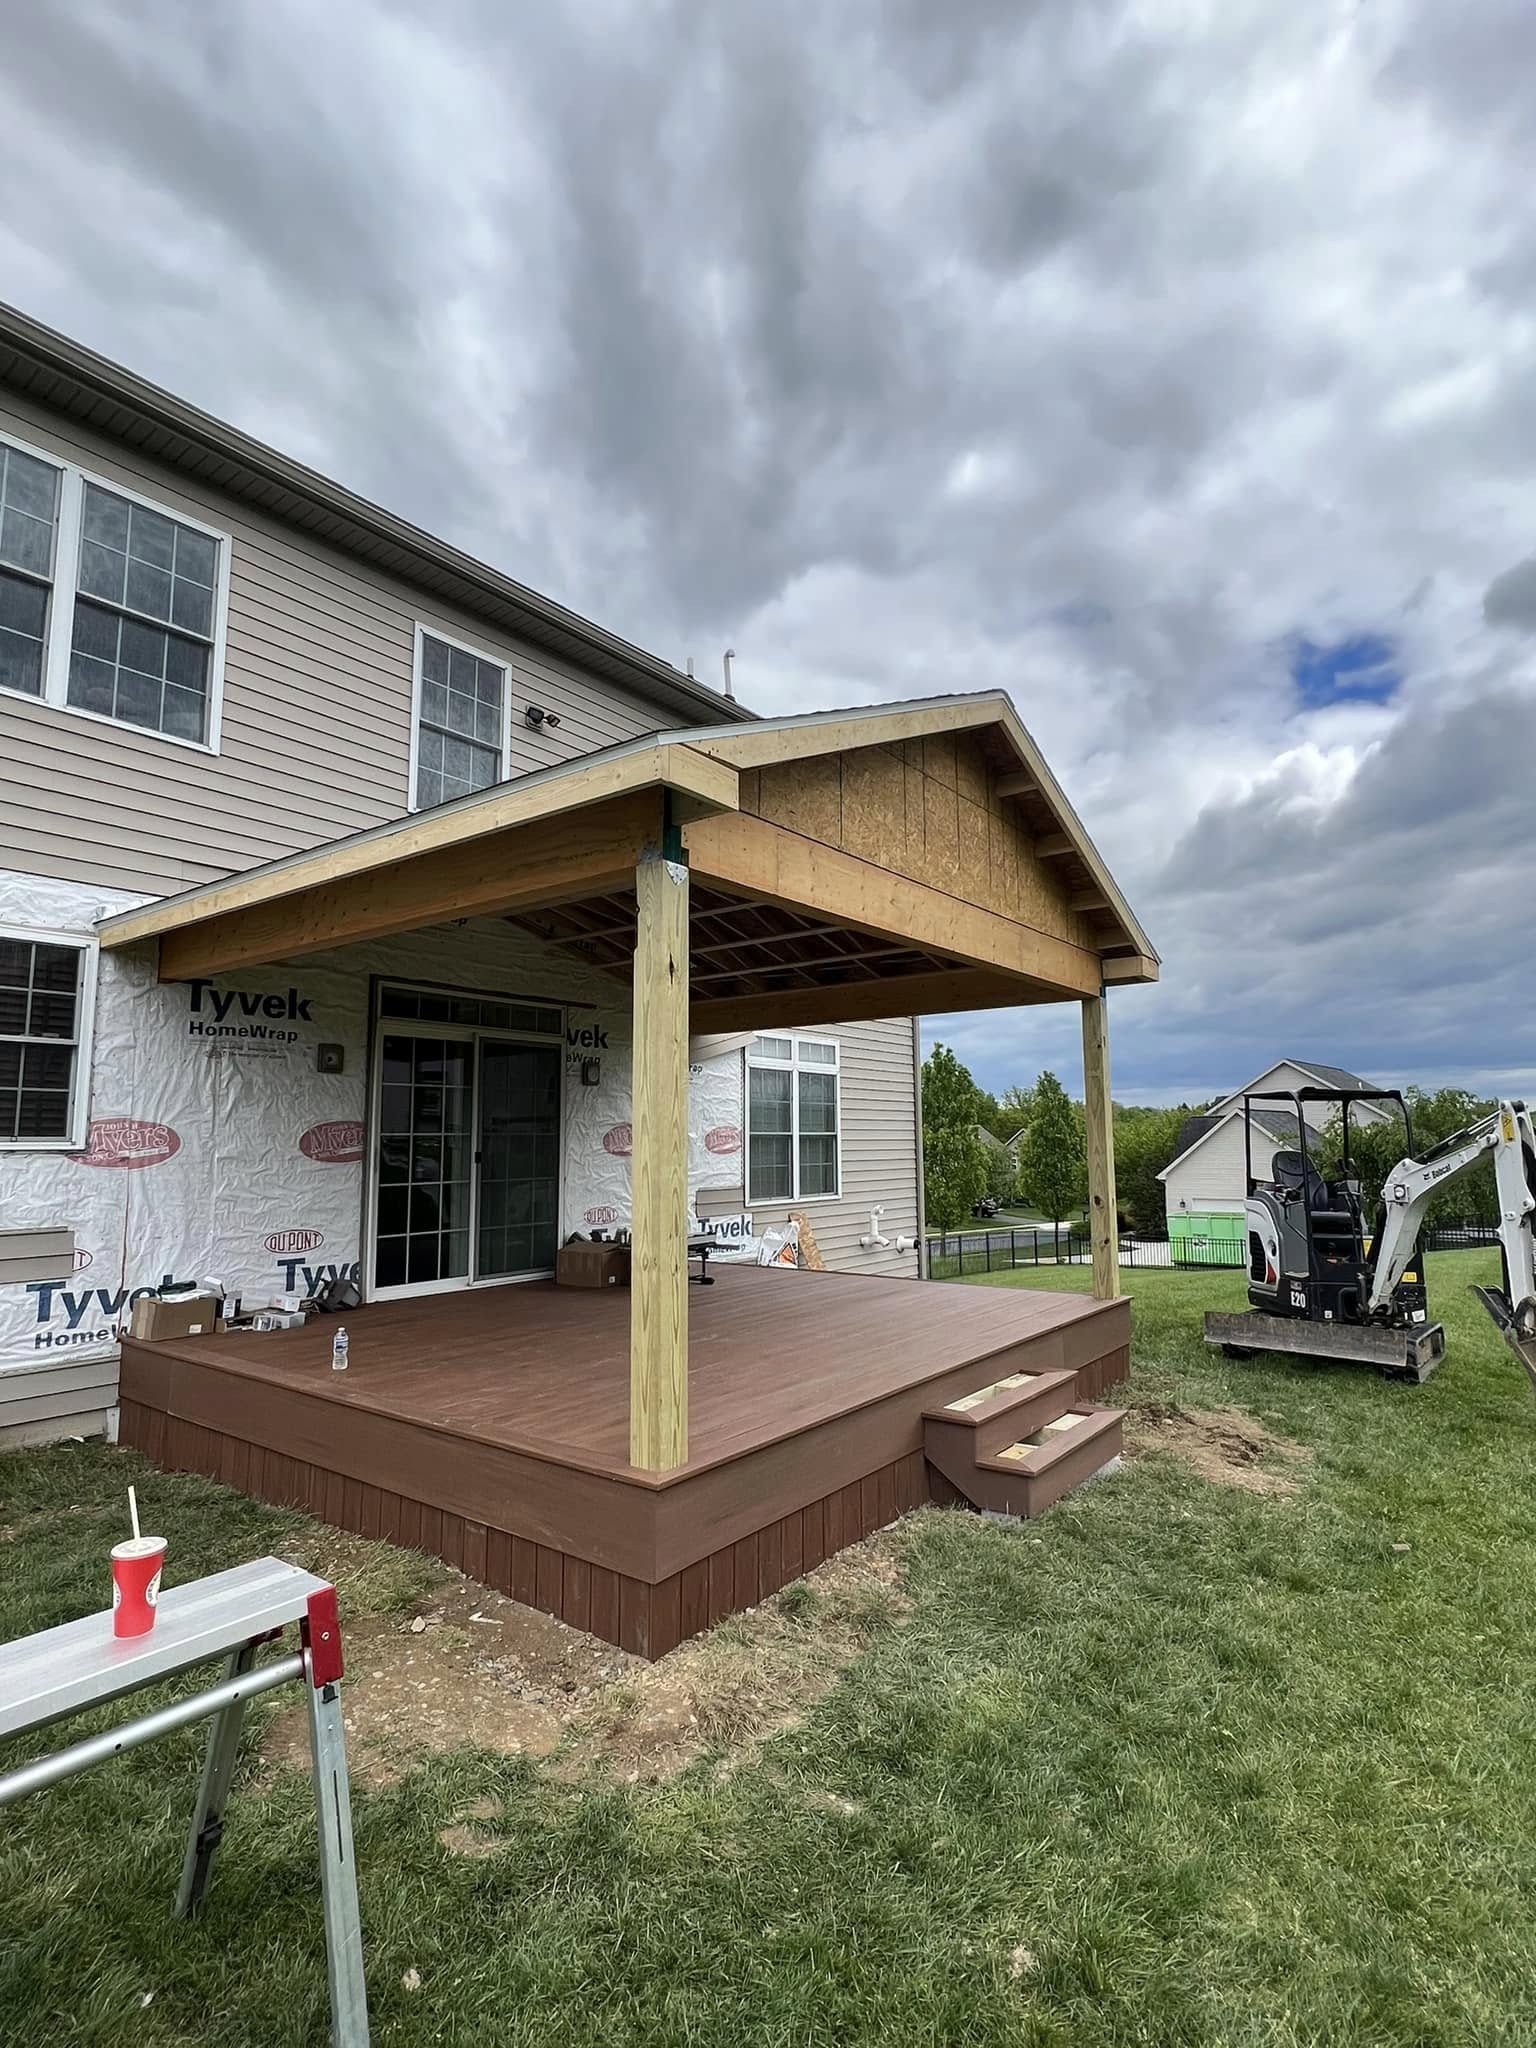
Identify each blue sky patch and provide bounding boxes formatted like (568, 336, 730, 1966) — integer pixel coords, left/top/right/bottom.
(1289, 632, 1402, 709)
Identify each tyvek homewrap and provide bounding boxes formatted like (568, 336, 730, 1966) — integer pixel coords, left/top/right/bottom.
(0, 872, 744, 1379)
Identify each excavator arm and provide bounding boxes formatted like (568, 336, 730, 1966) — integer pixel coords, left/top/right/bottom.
(1367, 1101, 1536, 1390)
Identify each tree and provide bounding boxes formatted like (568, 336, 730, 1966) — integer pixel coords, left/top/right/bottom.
(996, 1083, 1035, 1142)
(1113, 1104, 1189, 1237)
(983, 1141, 1018, 1207)
(921, 1044, 988, 1232)
(1015, 1069, 1086, 1224)
(1316, 1086, 1498, 1231)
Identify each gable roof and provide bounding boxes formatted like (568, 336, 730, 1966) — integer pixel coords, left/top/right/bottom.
(98, 692, 1159, 979)
(675, 694, 1158, 973)
(1158, 1104, 1302, 1181)
(1290, 1060, 1376, 1093)
(0, 299, 743, 730)
(1214, 1058, 1379, 1110)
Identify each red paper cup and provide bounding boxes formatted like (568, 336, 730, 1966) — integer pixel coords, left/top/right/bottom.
(112, 1536, 167, 1637)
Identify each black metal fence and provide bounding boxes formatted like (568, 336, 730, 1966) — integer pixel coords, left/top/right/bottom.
(925, 1220, 1501, 1281)
(925, 1227, 1246, 1280)
(1422, 1224, 1502, 1252)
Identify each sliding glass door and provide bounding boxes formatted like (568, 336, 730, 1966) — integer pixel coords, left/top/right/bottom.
(474, 1039, 562, 1281)
(369, 1009, 563, 1299)
(373, 1032, 474, 1292)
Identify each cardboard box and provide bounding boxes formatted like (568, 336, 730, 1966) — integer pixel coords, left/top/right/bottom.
(129, 1294, 221, 1342)
(556, 1242, 632, 1289)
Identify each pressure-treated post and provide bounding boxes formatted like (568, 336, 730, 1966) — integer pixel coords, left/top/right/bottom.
(1081, 990, 1119, 1302)
(630, 843, 691, 1470)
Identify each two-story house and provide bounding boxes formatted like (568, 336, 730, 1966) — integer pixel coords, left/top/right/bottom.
(0, 308, 1162, 1650)
(0, 303, 926, 1446)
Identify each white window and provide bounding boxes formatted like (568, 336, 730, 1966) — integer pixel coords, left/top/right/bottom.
(411, 628, 508, 809)
(747, 1034, 841, 1203)
(0, 429, 228, 748)
(0, 929, 97, 1148)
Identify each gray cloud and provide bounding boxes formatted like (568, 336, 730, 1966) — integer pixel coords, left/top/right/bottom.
(1483, 559, 1536, 631)
(1, 0, 1532, 1103)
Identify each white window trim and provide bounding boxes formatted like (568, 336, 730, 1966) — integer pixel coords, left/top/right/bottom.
(407, 621, 513, 812)
(0, 924, 98, 1151)
(0, 426, 231, 755)
(746, 1032, 843, 1205)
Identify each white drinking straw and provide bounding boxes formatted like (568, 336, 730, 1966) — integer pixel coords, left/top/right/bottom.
(128, 1484, 141, 1543)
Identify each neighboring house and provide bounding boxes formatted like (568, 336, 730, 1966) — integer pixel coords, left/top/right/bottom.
(1160, 1059, 1391, 1254)
(0, 304, 923, 1444)
(976, 1126, 1007, 1155)
(1209, 1059, 1391, 1127)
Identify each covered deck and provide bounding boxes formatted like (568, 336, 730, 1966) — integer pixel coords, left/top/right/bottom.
(101, 691, 1156, 1652)
(119, 1264, 1130, 1656)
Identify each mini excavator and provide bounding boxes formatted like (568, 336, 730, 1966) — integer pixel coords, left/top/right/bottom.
(1204, 1087, 1536, 1386)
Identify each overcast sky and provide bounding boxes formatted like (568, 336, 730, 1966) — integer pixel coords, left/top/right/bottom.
(3, 0, 1533, 1106)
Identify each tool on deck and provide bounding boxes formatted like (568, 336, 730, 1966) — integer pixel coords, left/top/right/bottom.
(1204, 1088, 1536, 1386)
(0, 1557, 368, 2046)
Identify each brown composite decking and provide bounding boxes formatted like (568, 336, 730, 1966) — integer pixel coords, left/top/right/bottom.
(119, 1265, 1130, 1657)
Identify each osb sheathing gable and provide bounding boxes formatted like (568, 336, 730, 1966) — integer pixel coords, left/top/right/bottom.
(745, 736, 1089, 947)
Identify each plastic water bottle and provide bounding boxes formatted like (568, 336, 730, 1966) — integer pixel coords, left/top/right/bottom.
(331, 1326, 349, 1373)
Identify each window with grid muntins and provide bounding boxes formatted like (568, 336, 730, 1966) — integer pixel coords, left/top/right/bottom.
(68, 485, 219, 742)
(415, 633, 506, 808)
(747, 1035, 840, 1202)
(0, 938, 83, 1142)
(0, 442, 60, 700)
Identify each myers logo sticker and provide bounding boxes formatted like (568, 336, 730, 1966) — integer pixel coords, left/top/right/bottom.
(74, 1119, 181, 1169)
(299, 1122, 364, 1164)
(264, 1227, 325, 1254)
(704, 1125, 741, 1155)
(602, 1124, 632, 1157)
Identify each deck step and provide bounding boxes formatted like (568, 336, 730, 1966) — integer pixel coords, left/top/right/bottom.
(923, 1400, 1122, 1520)
(923, 1368, 1080, 1460)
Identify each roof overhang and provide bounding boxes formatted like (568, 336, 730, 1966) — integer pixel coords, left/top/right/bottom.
(97, 694, 1158, 1013)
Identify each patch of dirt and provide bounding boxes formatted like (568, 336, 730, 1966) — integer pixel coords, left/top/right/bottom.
(261, 1576, 634, 1789)
(1127, 1402, 1311, 1497)
(260, 1525, 910, 1794)
(552, 1532, 908, 1789)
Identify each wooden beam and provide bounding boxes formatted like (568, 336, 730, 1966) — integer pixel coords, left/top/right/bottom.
(1037, 833, 1074, 858)
(685, 696, 1016, 771)
(157, 791, 662, 981)
(100, 741, 737, 951)
(678, 692, 1161, 969)
(690, 965, 1062, 1034)
(1101, 953, 1160, 985)
(995, 771, 1039, 798)
(683, 811, 1102, 999)
(629, 848, 691, 1473)
(1070, 890, 1111, 914)
(1081, 992, 1119, 1303)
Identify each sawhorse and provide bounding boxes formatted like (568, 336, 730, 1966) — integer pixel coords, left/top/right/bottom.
(0, 1557, 368, 2046)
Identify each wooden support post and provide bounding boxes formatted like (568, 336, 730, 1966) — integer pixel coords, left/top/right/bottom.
(1081, 991, 1119, 1302)
(630, 845, 691, 1471)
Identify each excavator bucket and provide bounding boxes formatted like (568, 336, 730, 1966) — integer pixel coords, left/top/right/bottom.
(1471, 1287, 1536, 1396)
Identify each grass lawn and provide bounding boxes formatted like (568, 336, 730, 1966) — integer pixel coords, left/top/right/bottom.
(5, 1250, 1536, 2045)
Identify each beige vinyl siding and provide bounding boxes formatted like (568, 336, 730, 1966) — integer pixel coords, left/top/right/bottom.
(1162, 1115, 1257, 1217)
(748, 1017, 921, 1278)
(0, 1360, 118, 1446)
(0, 393, 675, 899)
